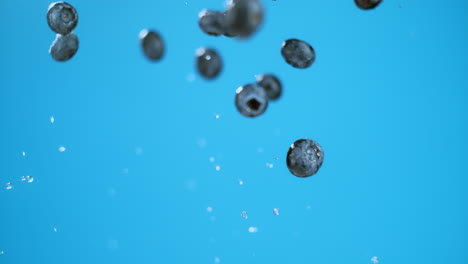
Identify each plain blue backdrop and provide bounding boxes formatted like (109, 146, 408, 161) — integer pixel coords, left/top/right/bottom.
(0, 0, 466, 263)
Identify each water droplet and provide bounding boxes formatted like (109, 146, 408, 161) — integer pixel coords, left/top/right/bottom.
(306, 205, 311, 210)
(58, 146, 66, 152)
(238, 179, 244, 185)
(275, 156, 279, 160)
(22, 151, 26, 157)
(26, 176, 34, 183)
(5, 183, 12, 190)
(214, 113, 220, 119)
(273, 208, 280, 215)
(214, 257, 220, 263)
(266, 163, 274, 168)
(371, 256, 379, 264)
(240, 211, 248, 219)
(207, 206, 213, 213)
(215, 165, 221, 171)
(21, 176, 26, 181)
(248, 226, 258, 233)
(0, 250, 4, 255)
(50, 116, 55, 123)
(209, 157, 215, 162)
(53, 227, 58, 232)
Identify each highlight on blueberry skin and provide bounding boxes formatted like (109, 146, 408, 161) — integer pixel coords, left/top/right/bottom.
(355, 0, 382, 10)
(286, 139, 324, 178)
(281, 39, 316, 69)
(235, 83, 268, 118)
(256, 74, 282, 101)
(196, 48, 223, 79)
(198, 9, 227, 36)
(47, 2, 78, 35)
(224, 0, 264, 38)
(49, 32, 79, 62)
(140, 29, 165, 61)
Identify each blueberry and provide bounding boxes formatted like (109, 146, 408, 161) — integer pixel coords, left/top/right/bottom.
(198, 9, 227, 36)
(355, 0, 382, 10)
(196, 48, 222, 79)
(256, 74, 282, 100)
(286, 139, 324, 178)
(225, 0, 263, 38)
(281, 39, 315, 69)
(49, 33, 79, 62)
(140, 29, 165, 61)
(235, 84, 268, 117)
(47, 2, 78, 35)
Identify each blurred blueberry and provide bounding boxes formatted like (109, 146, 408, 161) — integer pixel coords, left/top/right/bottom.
(256, 74, 282, 100)
(286, 139, 324, 178)
(198, 9, 227, 36)
(355, 0, 382, 10)
(140, 29, 165, 61)
(196, 48, 223, 79)
(281, 39, 315, 69)
(47, 2, 78, 35)
(49, 33, 79, 62)
(235, 83, 268, 117)
(225, 0, 263, 38)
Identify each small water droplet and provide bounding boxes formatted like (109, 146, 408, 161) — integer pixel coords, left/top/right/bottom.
(21, 176, 26, 181)
(266, 163, 274, 168)
(371, 256, 379, 264)
(0, 250, 4, 255)
(215, 165, 221, 171)
(240, 211, 248, 219)
(306, 205, 311, 210)
(58, 146, 66, 152)
(5, 183, 12, 190)
(209, 157, 215, 162)
(214, 257, 220, 263)
(214, 114, 220, 119)
(22, 151, 26, 157)
(273, 208, 280, 215)
(238, 179, 244, 185)
(50, 116, 55, 123)
(248, 226, 258, 233)
(207, 206, 213, 213)
(275, 156, 279, 160)
(53, 227, 58, 232)
(26, 175, 34, 183)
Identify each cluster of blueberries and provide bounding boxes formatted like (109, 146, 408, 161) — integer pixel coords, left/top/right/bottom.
(47, 2, 79, 62)
(46, 0, 383, 178)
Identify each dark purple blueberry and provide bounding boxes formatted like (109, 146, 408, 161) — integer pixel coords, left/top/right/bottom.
(256, 74, 282, 100)
(49, 33, 79, 62)
(281, 39, 315, 69)
(140, 29, 165, 61)
(235, 83, 268, 118)
(196, 48, 222, 79)
(47, 2, 78, 35)
(286, 139, 324, 178)
(355, 0, 382, 10)
(225, 0, 263, 38)
(198, 9, 227, 36)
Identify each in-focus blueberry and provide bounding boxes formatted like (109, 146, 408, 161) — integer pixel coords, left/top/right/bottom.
(286, 139, 324, 178)
(47, 2, 78, 35)
(225, 0, 263, 38)
(140, 29, 165, 61)
(355, 0, 382, 10)
(256, 74, 282, 100)
(198, 9, 227, 36)
(49, 33, 79, 62)
(281, 39, 315, 69)
(196, 48, 223, 79)
(235, 83, 268, 118)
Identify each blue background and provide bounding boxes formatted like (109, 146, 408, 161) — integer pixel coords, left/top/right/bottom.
(0, 0, 466, 263)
